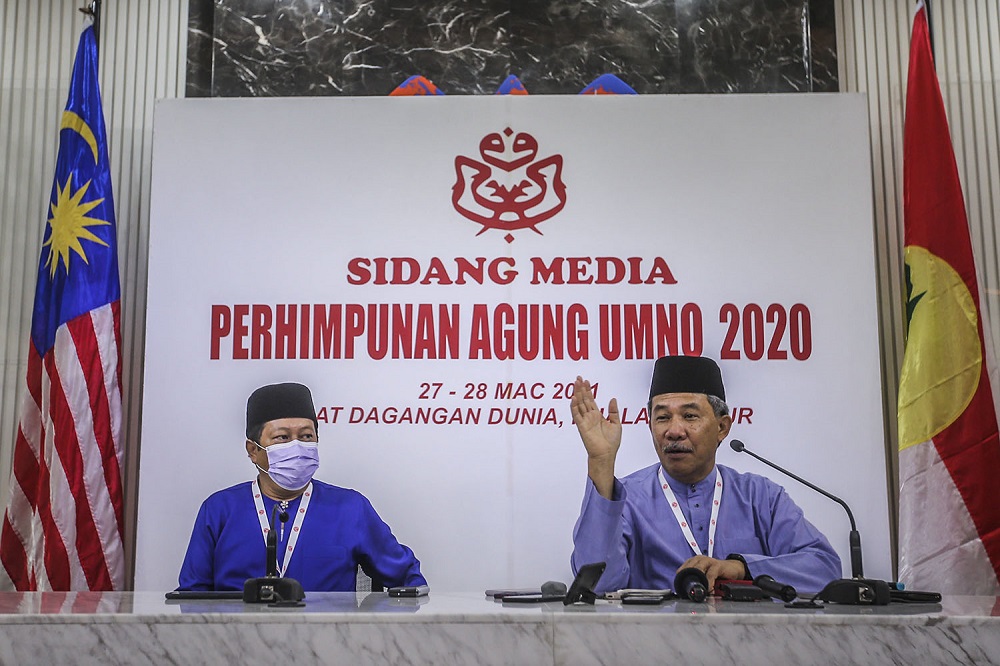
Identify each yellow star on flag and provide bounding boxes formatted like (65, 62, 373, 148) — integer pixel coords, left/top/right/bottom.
(43, 172, 109, 278)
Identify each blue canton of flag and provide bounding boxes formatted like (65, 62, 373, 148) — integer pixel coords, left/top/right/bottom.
(1, 25, 125, 592)
(33, 26, 121, 353)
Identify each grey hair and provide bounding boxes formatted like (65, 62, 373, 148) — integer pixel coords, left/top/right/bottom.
(706, 394, 730, 419)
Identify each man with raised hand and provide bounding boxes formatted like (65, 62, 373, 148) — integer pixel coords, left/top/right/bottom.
(570, 356, 840, 595)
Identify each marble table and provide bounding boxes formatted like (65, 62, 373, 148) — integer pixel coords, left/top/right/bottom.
(0, 591, 996, 665)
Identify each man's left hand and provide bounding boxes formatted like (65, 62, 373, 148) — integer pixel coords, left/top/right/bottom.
(677, 555, 746, 594)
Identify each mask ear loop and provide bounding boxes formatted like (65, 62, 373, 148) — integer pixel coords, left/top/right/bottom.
(251, 440, 268, 475)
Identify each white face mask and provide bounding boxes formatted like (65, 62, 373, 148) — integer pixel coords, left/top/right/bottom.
(254, 439, 319, 491)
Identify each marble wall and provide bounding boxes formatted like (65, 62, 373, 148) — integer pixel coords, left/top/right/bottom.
(186, 0, 837, 97)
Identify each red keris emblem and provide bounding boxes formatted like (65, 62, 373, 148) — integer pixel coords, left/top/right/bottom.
(452, 128, 567, 243)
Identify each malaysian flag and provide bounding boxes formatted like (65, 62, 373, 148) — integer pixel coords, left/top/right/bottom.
(0, 25, 125, 591)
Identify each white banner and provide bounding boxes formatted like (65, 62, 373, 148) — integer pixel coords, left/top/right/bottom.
(137, 93, 889, 592)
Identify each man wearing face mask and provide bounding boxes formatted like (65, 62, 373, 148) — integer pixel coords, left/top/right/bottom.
(177, 382, 426, 591)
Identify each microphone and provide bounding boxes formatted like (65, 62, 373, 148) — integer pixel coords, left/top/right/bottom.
(278, 507, 290, 541)
(753, 574, 797, 602)
(265, 504, 279, 578)
(674, 567, 709, 602)
(541, 581, 568, 597)
(729, 439, 863, 579)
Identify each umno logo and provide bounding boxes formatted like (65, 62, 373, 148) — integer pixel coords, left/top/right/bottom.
(452, 128, 567, 243)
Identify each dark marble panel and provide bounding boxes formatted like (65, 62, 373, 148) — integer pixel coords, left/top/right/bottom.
(186, 0, 214, 97)
(679, 0, 812, 93)
(507, 1, 680, 95)
(809, 0, 839, 93)
(339, 0, 512, 95)
(211, 0, 346, 96)
(186, 0, 838, 97)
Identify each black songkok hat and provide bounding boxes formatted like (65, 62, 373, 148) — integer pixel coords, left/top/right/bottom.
(246, 382, 318, 439)
(648, 356, 726, 402)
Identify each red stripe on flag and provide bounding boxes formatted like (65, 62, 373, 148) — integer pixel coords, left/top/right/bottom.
(9, 348, 43, 514)
(0, 516, 29, 590)
(2, 345, 43, 589)
(1, 424, 41, 588)
(24, 342, 43, 412)
(11, 425, 41, 504)
(66, 309, 125, 537)
(43, 350, 113, 591)
(31, 400, 72, 591)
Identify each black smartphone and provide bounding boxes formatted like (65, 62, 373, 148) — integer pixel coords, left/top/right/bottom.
(164, 590, 243, 601)
(387, 585, 429, 598)
(501, 593, 566, 603)
(485, 588, 540, 599)
(563, 561, 607, 605)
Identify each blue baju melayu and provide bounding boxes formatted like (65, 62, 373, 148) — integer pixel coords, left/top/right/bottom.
(572, 463, 841, 594)
(179, 479, 426, 591)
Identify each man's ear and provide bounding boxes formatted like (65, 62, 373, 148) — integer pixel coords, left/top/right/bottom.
(717, 414, 733, 443)
(245, 439, 257, 457)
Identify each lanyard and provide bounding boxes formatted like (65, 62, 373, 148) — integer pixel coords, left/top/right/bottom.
(252, 480, 313, 577)
(658, 467, 723, 558)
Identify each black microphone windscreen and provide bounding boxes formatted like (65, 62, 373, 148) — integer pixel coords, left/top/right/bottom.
(753, 574, 797, 602)
(674, 567, 709, 602)
(729, 439, 745, 452)
(541, 580, 567, 596)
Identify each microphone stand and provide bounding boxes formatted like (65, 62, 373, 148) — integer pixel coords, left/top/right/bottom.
(244, 503, 305, 606)
(729, 439, 890, 605)
(729, 440, 863, 578)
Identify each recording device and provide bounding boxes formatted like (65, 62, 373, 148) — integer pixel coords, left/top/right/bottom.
(674, 567, 709, 602)
(243, 504, 305, 606)
(816, 578, 890, 605)
(729, 439, 891, 605)
(753, 574, 797, 602)
(388, 585, 430, 598)
(715, 580, 764, 601)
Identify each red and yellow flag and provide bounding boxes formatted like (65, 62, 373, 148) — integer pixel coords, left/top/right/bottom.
(897, 0, 1000, 594)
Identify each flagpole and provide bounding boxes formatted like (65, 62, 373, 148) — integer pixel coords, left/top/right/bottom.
(924, 0, 935, 63)
(79, 1, 103, 54)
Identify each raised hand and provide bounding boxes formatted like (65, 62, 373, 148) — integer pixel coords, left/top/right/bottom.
(570, 376, 622, 499)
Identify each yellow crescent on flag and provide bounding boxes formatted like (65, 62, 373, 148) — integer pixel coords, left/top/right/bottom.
(897, 245, 982, 450)
(60, 110, 99, 163)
